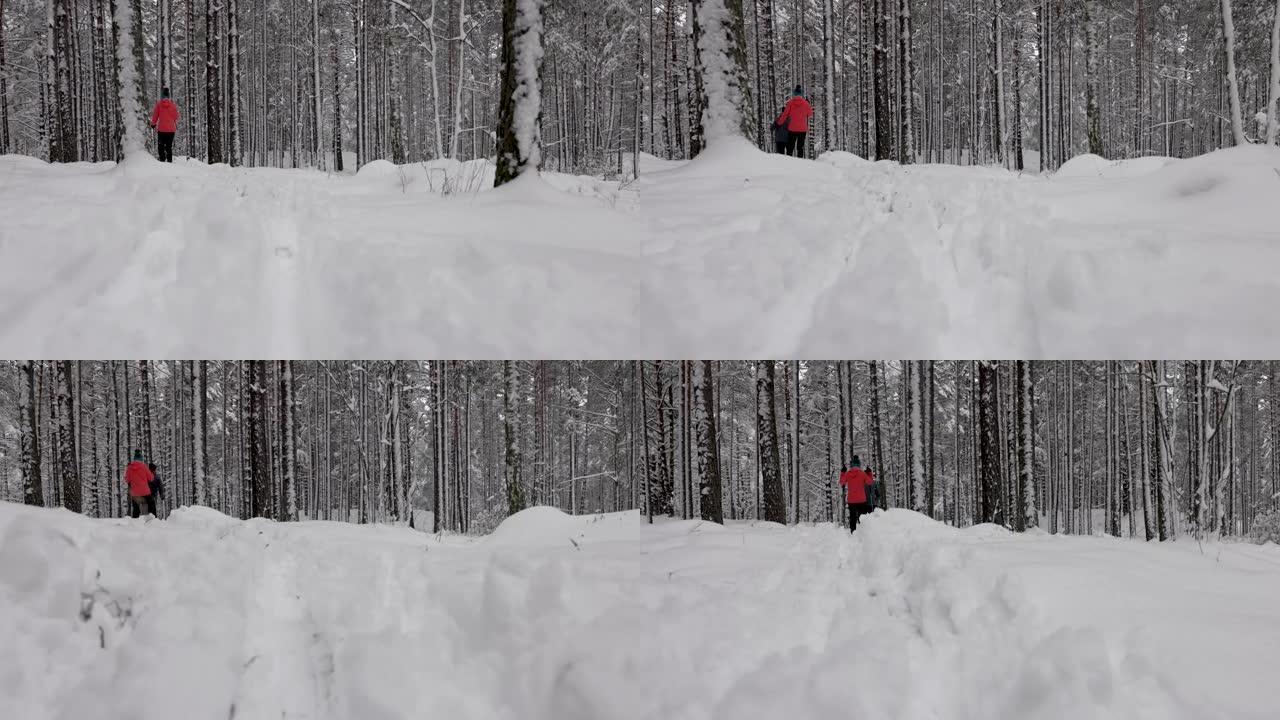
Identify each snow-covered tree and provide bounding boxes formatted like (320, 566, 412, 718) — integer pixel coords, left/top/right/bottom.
(494, 0, 544, 185)
(690, 0, 754, 152)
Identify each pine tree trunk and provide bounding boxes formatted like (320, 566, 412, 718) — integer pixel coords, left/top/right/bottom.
(247, 360, 271, 517)
(978, 360, 1002, 525)
(192, 360, 208, 506)
(20, 361, 43, 506)
(873, 0, 892, 159)
(758, 361, 785, 523)
(868, 360, 886, 507)
(227, 0, 241, 165)
(1220, 0, 1246, 146)
(206, 0, 223, 162)
(897, 0, 915, 163)
(697, 361, 724, 523)
(1267, 0, 1280, 145)
(56, 361, 80, 512)
(1017, 360, 1036, 529)
(503, 360, 525, 515)
(494, 0, 545, 185)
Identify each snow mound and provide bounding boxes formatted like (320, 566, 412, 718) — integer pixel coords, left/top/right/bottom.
(1056, 153, 1178, 179)
(354, 158, 399, 179)
(485, 506, 586, 547)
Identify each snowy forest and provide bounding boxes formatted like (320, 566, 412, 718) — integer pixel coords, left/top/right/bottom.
(0, 0, 1278, 175)
(2, 360, 1277, 540)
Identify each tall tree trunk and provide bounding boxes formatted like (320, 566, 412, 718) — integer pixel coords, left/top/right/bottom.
(1267, 0, 1280, 145)
(873, 0, 892, 159)
(280, 360, 298, 520)
(226, 0, 241, 165)
(56, 361, 80, 512)
(1220, 0, 1246, 146)
(503, 360, 525, 515)
(758, 362, 785, 523)
(1016, 360, 1036, 530)
(690, 0, 756, 148)
(192, 360, 208, 506)
(20, 361, 43, 506)
(206, 0, 223, 163)
(494, 0, 545, 185)
(978, 361, 1002, 525)
(247, 361, 271, 517)
(697, 360, 724, 523)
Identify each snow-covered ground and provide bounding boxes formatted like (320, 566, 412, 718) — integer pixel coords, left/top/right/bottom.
(2, 501, 1277, 720)
(2, 142, 1278, 358)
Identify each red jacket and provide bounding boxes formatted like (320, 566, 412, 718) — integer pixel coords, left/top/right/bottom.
(150, 99, 180, 133)
(839, 467, 875, 504)
(776, 96, 813, 133)
(124, 461, 154, 497)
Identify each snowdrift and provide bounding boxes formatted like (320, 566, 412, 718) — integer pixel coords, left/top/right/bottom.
(3, 143, 1280, 357)
(3, 501, 1279, 720)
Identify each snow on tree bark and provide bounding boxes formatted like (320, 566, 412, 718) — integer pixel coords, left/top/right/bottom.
(757, 361, 785, 524)
(503, 360, 525, 515)
(20, 361, 43, 506)
(111, 0, 145, 157)
(1017, 360, 1036, 530)
(909, 361, 926, 513)
(1267, 0, 1280, 145)
(247, 360, 271, 518)
(691, 0, 755, 148)
(494, 0, 544, 186)
(1220, 0, 1246, 146)
(696, 360, 724, 523)
(978, 360, 1002, 525)
(56, 361, 80, 512)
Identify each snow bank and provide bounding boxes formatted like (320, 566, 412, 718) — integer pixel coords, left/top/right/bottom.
(1056, 153, 1179, 179)
(3, 144, 1280, 357)
(3, 500, 1278, 719)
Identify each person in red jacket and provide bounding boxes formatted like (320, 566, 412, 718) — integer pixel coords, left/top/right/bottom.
(839, 456, 877, 532)
(149, 87, 180, 163)
(774, 86, 813, 158)
(124, 449, 156, 518)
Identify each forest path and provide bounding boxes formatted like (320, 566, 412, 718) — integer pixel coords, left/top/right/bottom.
(3, 145, 1279, 357)
(3, 503, 1267, 720)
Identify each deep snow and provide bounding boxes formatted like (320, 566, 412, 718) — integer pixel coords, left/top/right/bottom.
(2, 501, 1278, 720)
(2, 142, 1278, 358)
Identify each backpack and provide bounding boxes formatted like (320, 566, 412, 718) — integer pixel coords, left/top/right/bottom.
(149, 477, 166, 499)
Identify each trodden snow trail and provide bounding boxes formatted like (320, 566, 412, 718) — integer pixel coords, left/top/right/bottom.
(1, 503, 1265, 720)
(4, 145, 1280, 357)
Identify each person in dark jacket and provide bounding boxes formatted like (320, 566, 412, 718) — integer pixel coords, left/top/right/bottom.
(839, 455, 876, 531)
(772, 106, 791, 155)
(147, 463, 165, 518)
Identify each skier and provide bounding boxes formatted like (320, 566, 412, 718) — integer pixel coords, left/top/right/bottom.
(149, 87, 180, 163)
(124, 450, 156, 518)
(147, 462, 166, 518)
(775, 87, 813, 158)
(839, 456, 876, 532)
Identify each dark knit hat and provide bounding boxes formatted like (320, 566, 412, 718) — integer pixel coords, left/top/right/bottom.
(794, 85, 804, 96)
(161, 87, 171, 99)
(132, 449, 144, 462)
(851, 455, 862, 468)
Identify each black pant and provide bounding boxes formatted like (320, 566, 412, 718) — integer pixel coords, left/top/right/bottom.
(157, 131, 175, 163)
(775, 141, 789, 155)
(785, 132, 807, 158)
(848, 502, 872, 531)
(130, 495, 157, 518)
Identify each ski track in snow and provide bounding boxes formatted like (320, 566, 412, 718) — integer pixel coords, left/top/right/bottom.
(4, 503, 1272, 720)
(1, 144, 1279, 356)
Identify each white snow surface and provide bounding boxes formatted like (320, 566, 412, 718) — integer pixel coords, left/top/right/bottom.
(3, 501, 1278, 720)
(2, 143, 1279, 357)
